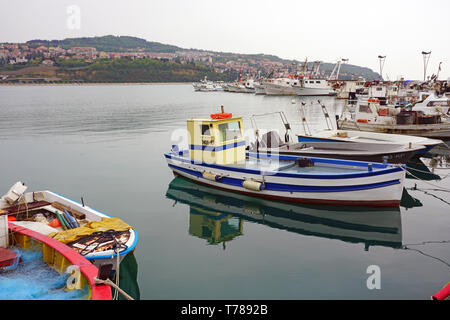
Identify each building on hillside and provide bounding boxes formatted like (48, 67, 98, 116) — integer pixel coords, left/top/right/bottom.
(41, 59, 54, 66)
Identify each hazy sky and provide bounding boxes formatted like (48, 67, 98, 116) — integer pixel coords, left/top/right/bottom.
(1, 0, 449, 80)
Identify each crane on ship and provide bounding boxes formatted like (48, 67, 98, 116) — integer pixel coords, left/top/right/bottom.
(328, 58, 348, 81)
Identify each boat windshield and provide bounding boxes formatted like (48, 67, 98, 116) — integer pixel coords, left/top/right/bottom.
(218, 121, 242, 142)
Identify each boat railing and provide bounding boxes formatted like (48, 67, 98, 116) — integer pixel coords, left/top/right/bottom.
(250, 111, 293, 145)
(299, 102, 312, 136)
(318, 100, 334, 131)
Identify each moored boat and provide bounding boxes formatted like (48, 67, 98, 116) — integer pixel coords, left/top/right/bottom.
(296, 130, 443, 155)
(0, 182, 138, 271)
(165, 107, 407, 207)
(252, 130, 425, 163)
(263, 77, 298, 96)
(1, 210, 112, 300)
(337, 97, 450, 139)
(292, 78, 336, 96)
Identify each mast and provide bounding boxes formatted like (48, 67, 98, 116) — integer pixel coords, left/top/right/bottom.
(422, 51, 431, 81)
(378, 55, 386, 80)
(436, 62, 442, 81)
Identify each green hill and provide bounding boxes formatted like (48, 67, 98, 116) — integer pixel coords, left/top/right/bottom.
(27, 35, 181, 53)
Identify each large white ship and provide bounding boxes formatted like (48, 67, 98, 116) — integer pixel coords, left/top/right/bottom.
(263, 77, 300, 96)
(293, 78, 336, 96)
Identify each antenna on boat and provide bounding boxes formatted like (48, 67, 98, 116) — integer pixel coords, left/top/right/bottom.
(422, 51, 432, 81)
(378, 55, 386, 81)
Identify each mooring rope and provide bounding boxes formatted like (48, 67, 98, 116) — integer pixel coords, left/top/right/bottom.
(399, 166, 450, 193)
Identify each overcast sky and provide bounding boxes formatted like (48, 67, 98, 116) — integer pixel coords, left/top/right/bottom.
(1, 0, 449, 80)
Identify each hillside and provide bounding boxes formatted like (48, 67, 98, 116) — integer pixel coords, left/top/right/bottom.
(1, 35, 380, 82)
(27, 35, 181, 53)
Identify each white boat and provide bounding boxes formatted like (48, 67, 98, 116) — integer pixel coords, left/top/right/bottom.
(411, 91, 450, 115)
(0, 182, 138, 270)
(192, 76, 219, 92)
(227, 79, 255, 93)
(263, 77, 299, 96)
(254, 81, 266, 95)
(296, 129, 442, 155)
(165, 107, 407, 207)
(293, 78, 336, 96)
(337, 97, 450, 139)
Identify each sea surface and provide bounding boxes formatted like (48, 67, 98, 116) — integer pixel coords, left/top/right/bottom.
(0, 84, 449, 299)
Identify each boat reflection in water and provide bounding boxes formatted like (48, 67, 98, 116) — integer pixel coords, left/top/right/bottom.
(115, 252, 140, 300)
(165, 177, 421, 251)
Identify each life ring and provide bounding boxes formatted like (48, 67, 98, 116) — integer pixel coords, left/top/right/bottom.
(211, 113, 232, 119)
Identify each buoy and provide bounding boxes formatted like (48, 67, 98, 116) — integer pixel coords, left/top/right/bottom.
(211, 113, 232, 119)
(291, 99, 296, 104)
(49, 218, 62, 228)
(0, 247, 19, 269)
(211, 105, 232, 119)
(202, 171, 220, 181)
(242, 180, 264, 191)
(432, 283, 450, 300)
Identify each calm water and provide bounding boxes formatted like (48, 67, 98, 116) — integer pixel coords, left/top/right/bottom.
(0, 84, 449, 300)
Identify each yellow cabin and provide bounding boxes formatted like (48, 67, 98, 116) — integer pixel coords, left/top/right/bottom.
(187, 108, 245, 165)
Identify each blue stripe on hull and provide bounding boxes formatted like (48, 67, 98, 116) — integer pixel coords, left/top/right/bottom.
(168, 164, 401, 193)
(165, 153, 404, 180)
(189, 140, 245, 151)
(297, 136, 339, 143)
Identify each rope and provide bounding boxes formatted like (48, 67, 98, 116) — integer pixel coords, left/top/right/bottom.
(94, 278, 134, 300)
(401, 166, 450, 192)
(402, 247, 450, 270)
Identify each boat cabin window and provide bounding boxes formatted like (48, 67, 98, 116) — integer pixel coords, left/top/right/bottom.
(358, 104, 372, 113)
(316, 81, 321, 84)
(201, 124, 211, 136)
(376, 87, 383, 91)
(218, 121, 242, 142)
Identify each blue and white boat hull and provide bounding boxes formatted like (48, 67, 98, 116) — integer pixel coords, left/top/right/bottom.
(165, 151, 406, 207)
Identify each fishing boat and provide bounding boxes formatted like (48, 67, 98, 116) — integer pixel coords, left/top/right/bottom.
(411, 91, 450, 115)
(252, 131, 424, 163)
(166, 176, 404, 250)
(0, 182, 138, 271)
(292, 78, 336, 96)
(1, 210, 112, 300)
(294, 100, 443, 154)
(263, 77, 299, 96)
(250, 111, 426, 163)
(337, 97, 450, 139)
(192, 76, 219, 92)
(164, 107, 407, 207)
(254, 81, 266, 95)
(296, 130, 442, 155)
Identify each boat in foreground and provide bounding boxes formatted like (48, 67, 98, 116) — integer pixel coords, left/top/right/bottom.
(165, 107, 406, 207)
(0, 182, 138, 271)
(1, 210, 111, 300)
